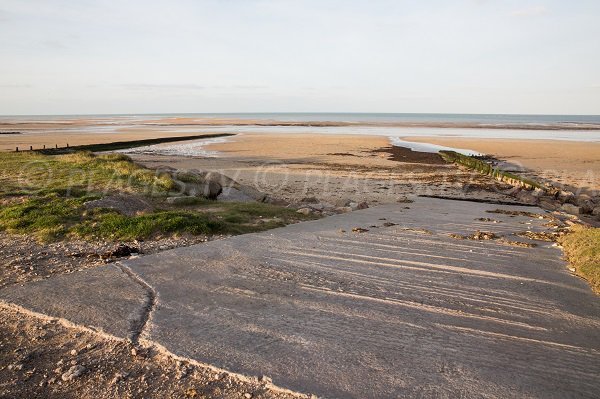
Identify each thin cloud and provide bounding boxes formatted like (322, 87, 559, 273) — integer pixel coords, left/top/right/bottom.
(512, 6, 548, 17)
(0, 84, 32, 88)
(120, 83, 206, 91)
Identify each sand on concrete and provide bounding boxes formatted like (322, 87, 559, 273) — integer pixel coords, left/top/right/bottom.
(404, 137, 600, 195)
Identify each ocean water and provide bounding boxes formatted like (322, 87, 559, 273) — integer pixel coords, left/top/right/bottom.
(5, 112, 600, 126)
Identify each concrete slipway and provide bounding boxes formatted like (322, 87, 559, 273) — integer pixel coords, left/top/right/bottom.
(2, 197, 599, 398)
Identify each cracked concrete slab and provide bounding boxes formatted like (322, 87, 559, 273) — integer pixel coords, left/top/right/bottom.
(0, 265, 148, 339)
(2, 198, 600, 398)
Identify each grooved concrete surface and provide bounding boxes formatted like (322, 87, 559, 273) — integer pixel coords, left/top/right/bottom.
(2, 198, 600, 398)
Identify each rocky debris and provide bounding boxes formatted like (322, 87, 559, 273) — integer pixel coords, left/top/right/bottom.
(218, 187, 256, 202)
(83, 195, 154, 216)
(469, 231, 499, 240)
(382, 222, 398, 227)
(354, 202, 369, 210)
(168, 169, 268, 203)
(178, 180, 222, 200)
(498, 178, 600, 220)
(561, 203, 582, 215)
(450, 231, 499, 240)
(296, 208, 315, 216)
(102, 244, 139, 259)
(351, 227, 369, 233)
(61, 365, 86, 381)
(486, 209, 548, 219)
(498, 239, 538, 248)
(515, 231, 563, 242)
(476, 218, 501, 223)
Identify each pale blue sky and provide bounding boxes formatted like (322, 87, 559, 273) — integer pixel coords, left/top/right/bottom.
(1, 0, 599, 115)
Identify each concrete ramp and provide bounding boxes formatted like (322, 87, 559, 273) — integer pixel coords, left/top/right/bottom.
(2, 197, 600, 398)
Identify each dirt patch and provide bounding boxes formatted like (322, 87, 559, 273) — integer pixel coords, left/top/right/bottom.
(0, 303, 304, 399)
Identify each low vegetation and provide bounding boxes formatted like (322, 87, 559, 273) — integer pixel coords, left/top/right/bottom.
(439, 150, 544, 190)
(0, 151, 312, 242)
(559, 226, 600, 293)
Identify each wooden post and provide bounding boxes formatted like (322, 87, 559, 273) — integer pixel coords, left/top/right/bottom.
(30, 145, 33, 151)
(55, 144, 58, 149)
(66, 143, 69, 148)
(43, 144, 46, 149)
(16, 147, 19, 152)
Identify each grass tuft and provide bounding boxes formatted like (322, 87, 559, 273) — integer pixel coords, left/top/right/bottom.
(0, 151, 315, 242)
(559, 226, 600, 294)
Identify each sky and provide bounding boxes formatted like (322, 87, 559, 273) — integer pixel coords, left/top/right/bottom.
(1, 0, 599, 115)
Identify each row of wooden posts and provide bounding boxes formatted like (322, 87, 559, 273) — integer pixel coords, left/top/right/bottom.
(14, 143, 69, 152)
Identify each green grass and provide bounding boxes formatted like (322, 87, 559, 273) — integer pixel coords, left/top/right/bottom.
(73, 202, 307, 241)
(0, 151, 314, 242)
(0, 151, 174, 197)
(559, 226, 600, 294)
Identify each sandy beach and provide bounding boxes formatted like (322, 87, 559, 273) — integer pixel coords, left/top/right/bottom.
(404, 137, 600, 195)
(127, 133, 518, 206)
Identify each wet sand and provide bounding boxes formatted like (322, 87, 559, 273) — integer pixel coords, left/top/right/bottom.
(130, 134, 517, 206)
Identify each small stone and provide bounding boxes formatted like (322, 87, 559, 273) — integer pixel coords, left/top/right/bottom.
(561, 203, 582, 215)
(296, 207, 313, 215)
(130, 348, 138, 356)
(244, 393, 252, 399)
(111, 371, 129, 384)
(61, 365, 86, 381)
(334, 206, 353, 214)
(355, 201, 369, 210)
(70, 349, 77, 356)
(259, 375, 272, 384)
